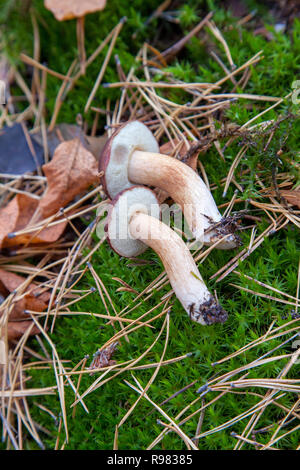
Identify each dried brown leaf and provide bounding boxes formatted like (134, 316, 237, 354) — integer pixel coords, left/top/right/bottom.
(38, 138, 99, 219)
(0, 194, 37, 248)
(0, 269, 51, 320)
(0, 138, 99, 249)
(0, 194, 68, 249)
(5, 320, 40, 342)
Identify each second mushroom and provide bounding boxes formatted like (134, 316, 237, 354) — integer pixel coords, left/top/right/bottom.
(105, 185, 228, 325)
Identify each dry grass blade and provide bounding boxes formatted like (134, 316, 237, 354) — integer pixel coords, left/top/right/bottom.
(84, 18, 126, 113)
(125, 375, 199, 450)
(20, 53, 72, 82)
(70, 303, 170, 406)
(117, 310, 170, 429)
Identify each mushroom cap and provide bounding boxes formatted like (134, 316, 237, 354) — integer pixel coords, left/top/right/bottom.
(106, 186, 160, 258)
(44, 0, 107, 21)
(99, 121, 159, 199)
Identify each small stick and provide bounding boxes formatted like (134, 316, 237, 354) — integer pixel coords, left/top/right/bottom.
(295, 259, 300, 315)
(48, 59, 77, 132)
(72, 17, 127, 85)
(194, 398, 206, 447)
(0, 183, 40, 199)
(76, 17, 86, 75)
(210, 50, 237, 85)
(237, 10, 256, 26)
(30, 11, 41, 102)
(20, 54, 72, 82)
(156, 380, 198, 409)
(207, 20, 235, 69)
(14, 69, 37, 114)
(223, 145, 248, 197)
(35, 68, 47, 128)
(20, 121, 42, 177)
(71, 355, 88, 419)
(0, 173, 46, 181)
(159, 12, 213, 62)
(103, 80, 216, 89)
(193, 51, 263, 106)
(231, 432, 265, 448)
(241, 91, 292, 129)
(84, 18, 126, 113)
(132, 0, 172, 39)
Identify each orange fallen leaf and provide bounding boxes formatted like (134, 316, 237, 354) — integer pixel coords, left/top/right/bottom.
(0, 193, 68, 249)
(38, 138, 99, 219)
(0, 138, 99, 249)
(0, 194, 36, 248)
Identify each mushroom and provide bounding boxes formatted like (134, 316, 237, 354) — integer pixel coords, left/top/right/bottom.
(45, 0, 107, 73)
(100, 121, 240, 249)
(106, 185, 228, 325)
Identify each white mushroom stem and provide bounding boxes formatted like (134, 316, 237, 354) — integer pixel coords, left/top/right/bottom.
(129, 211, 228, 325)
(128, 150, 238, 249)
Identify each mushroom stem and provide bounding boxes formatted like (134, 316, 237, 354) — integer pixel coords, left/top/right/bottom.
(129, 211, 228, 325)
(128, 150, 239, 249)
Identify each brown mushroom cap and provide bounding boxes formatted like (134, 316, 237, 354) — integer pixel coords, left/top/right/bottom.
(106, 186, 160, 258)
(44, 0, 107, 21)
(99, 121, 159, 199)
